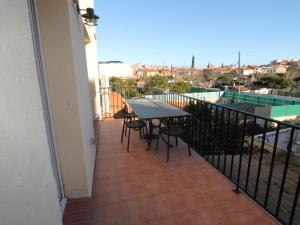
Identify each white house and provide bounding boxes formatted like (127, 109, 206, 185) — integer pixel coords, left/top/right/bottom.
(259, 66, 275, 74)
(242, 66, 256, 75)
(259, 66, 287, 74)
(255, 66, 264, 74)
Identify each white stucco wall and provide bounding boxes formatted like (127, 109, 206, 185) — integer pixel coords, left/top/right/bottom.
(242, 69, 255, 76)
(254, 128, 300, 153)
(273, 115, 298, 121)
(36, 0, 96, 198)
(68, 1, 96, 195)
(85, 32, 100, 118)
(99, 62, 134, 78)
(0, 1, 62, 225)
(79, 0, 101, 119)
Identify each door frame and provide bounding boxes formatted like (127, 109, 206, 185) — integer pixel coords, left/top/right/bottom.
(27, 0, 67, 215)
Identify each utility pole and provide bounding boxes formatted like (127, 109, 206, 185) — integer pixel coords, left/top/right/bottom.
(238, 51, 241, 94)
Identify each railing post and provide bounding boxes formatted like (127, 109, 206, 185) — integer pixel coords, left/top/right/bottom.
(190, 99, 194, 147)
(275, 128, 295, 217)
(207, 104, 213, 161)
(223, 109, 231, 174)
(217, 108, 225, 170)
(212, 106, 218, 166)
(254, 120, 268, 199)
(229, 112, 239, 179)
(264, 124, 280, 208)
(288, 175, 300, 225)
(245, 117, 257, 192)
(198, 101, 203, 149)
(234, 114, 247, 193)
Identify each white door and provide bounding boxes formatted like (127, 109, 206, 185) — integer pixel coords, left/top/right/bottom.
(27, 0, 66, 213)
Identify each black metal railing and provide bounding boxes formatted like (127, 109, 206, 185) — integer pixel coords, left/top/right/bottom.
(150, 87, 300, 225)
(99, 87, 119, 118)
(99, 86, 159, 118)
(99, 85, 300, 225)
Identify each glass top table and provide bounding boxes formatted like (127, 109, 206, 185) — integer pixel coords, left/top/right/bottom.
(126, 98, 191, 149)
(126, 98, 191, 120)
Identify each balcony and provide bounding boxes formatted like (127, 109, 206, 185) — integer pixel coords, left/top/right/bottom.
(96, 87, 300, 225)
(63, 119, 279, 225)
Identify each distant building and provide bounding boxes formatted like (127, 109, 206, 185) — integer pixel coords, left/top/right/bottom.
(136, 70, 144, 77)
(275, 66, 288, 74)
(131, 63, 144, 77)
(175, 67, 194, 76)
(241, 66, 256, 76)
(250, 88, 271, 95)
(271, 59, 289, 66)
(230, 85, 251, 92)
(143, 68, 160, 77)
(260, 66, 276, 74)
(140, 66, 176, 77)
(259, 65, 287, 74)
(99, 61, 133, 78)
(204, 66, 237, 74)
(255, 66, 264, 74)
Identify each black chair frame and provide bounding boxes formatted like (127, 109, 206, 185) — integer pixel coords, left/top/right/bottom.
(155, 116, 191, 162)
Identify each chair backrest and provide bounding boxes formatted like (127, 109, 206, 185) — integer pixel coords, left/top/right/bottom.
(164, 116, 187, 127)
(122, 101, 137, 120)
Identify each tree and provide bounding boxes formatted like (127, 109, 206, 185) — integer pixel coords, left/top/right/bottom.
(288, 61, 298, 67)
(260, 76, 294, 89)
(169, 81, 192, 93)
(110, 77, 124, 90)
(144, 74, 168, 93)
(286, 63, 300, 79)
(123, 79, 140, 98)
(217, 72, 238, 85)
(191, 55, 195, 69)
(294, 77, 300, 82)
(109, 77, 140, 98)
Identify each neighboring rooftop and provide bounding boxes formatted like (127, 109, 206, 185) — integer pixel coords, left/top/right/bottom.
(99, 61, 133, 78)
(99, 61, 123, 64)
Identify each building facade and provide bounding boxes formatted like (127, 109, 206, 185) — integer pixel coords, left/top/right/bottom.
(241, 66, 256, 75)
(0, 0, 99, 224)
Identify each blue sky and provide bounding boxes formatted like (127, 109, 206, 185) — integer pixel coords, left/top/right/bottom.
(95, 0, 300, 68)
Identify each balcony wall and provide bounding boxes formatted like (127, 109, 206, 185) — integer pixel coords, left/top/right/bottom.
(36, 0, 96, 198)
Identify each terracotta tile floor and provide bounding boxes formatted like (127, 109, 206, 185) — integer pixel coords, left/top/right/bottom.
(63, 119, 280, 225)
